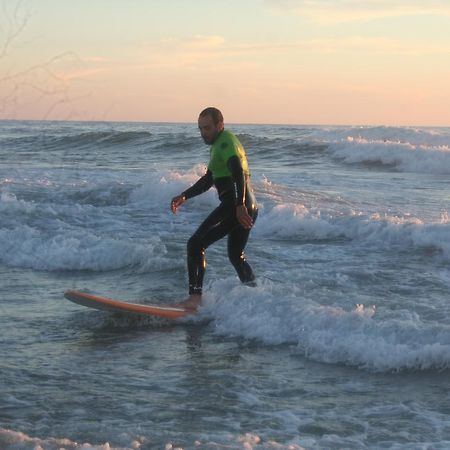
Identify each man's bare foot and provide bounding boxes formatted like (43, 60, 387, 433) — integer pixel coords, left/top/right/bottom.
(177, 294, 202, 311)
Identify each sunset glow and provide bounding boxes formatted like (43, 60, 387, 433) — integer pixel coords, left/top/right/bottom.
(1, 0, 449, 125)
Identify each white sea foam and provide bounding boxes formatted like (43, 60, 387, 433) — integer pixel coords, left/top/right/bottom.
(330, 137, 450, 174)
(204, 280, 450, 372)
(311, 125, 450, 147)
(255, 202, 450, 259)
(0, 427, 142, 450)
(2, 162, 450, 274)
(310, 126, 450, 174)
(0, 225, 167, 271)
(0, 427, 307, 450)
(0, 164, 223, 272)
(129, 164, 217, 209)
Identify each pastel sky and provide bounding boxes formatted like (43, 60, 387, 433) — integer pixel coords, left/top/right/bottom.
(1, 0, 449, 125)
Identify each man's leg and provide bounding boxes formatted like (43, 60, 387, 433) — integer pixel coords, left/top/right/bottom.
(227, 210, 258, 284)
(186, 204, 232, 297)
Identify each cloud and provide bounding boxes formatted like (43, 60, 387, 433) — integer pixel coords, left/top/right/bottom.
(56, 67, 107, 81)
(142, 35, 234, 69)
(83, 56, 111, 63)
(72, 32, 447, 85)
(293, 36, 450, 55)
(265, 0, 450, 23)
(179, 35, 226, 49)
(145, 34, 449, 70)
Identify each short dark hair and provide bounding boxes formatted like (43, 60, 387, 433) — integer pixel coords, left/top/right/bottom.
(199, 107, 224, 126)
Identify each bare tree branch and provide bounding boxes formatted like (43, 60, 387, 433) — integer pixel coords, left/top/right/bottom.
(0, 1, 90, 120)
(0, 0, 32, 59)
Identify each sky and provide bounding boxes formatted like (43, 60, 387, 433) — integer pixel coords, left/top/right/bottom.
(1, 0, 449, 126)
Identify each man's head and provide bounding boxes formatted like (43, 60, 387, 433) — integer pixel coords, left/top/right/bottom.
(198, 107, 224, 145)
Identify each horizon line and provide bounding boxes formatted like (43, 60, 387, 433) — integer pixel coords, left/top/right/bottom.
(0, 118, 448, 129)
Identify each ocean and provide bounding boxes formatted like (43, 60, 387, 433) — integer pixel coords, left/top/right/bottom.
(1, 120, 450, 449)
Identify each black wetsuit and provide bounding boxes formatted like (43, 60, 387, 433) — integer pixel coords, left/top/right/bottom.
(182, 132, 258, 295)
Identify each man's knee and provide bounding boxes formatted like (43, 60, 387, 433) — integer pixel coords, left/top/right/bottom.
(187, 235, 203, 258)
(230, 253, 255, 283)
(228, 248, 245, 268)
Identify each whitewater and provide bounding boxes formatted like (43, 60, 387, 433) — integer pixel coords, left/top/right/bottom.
(1, 120, 450, 449)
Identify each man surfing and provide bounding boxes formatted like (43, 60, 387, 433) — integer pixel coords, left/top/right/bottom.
(171, 107, 258, 310)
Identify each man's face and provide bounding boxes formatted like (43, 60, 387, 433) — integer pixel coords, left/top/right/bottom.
(198, 115, 223, 145)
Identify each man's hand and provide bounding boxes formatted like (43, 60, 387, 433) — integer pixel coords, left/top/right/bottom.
(236, 205, 253, 229)
(171, 195, 186, 214)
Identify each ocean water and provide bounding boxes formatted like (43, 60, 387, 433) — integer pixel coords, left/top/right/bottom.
(1, 120, 450, 449)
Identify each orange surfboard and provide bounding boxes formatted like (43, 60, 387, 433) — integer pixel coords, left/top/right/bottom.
(64, 290, 195, 319)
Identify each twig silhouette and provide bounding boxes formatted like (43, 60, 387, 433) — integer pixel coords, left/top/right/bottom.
(0, 0, 32, 60)
(0, 2, 89, 120)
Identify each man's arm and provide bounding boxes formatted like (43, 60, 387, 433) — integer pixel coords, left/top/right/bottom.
(171, 170, 213, 214)
(182, 170, 214, 200)
(227, 155, 246, 206)
(227, 156, 253, 229)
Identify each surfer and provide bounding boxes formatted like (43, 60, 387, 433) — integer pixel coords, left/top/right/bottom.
(171, 107, 258, 310)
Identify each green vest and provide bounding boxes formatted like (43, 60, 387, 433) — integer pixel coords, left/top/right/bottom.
(208, 130, 250, 180)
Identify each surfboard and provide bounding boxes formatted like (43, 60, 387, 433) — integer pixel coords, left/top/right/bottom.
(64, 290, 195, 319)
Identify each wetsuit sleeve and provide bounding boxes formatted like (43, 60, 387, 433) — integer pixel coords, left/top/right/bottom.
(227, 155, 246, 206)
(182, 169, 213, 200)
